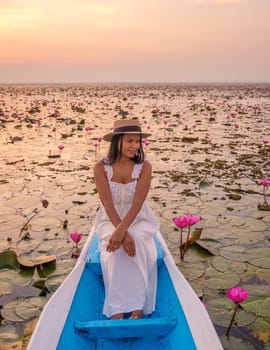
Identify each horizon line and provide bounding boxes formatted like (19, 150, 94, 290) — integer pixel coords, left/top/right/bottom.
(1, 81, 270, 86)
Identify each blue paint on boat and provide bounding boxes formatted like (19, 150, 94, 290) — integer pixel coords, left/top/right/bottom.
(56, 234, 197, 349)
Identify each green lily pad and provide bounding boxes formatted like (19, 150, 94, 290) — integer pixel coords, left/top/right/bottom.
(220, 335, 256, 350)
(250, 257, 270, 269)
(1, 301, 25, 322)
(219, 245, 247, 262)
(199, 179, 210, 189)
(178, 262, 206, 281)
(206, 297, 256, 327)
(194, 238, 220, 255)
(0, 250, 19, 270)
(211, 256, 231, 272)
(204, 267, 240, 289)
(0, 324, 19, 342)
(1, 297, 47, 323)
(248, 317, 270, 343)
(230, 261, 248, 274)
(15, 302, 40, 320)
(242, 296, 270, 318)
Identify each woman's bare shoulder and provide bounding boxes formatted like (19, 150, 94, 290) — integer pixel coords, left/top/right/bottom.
(94, 160, 105, 173)
(141, 160, 152, 175)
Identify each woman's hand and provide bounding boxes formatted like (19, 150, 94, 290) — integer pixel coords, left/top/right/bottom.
(106, 227, 125, 252)
(122, 231, 136, 257)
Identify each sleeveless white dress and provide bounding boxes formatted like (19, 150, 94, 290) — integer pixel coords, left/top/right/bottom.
(94, 160, 160, 318)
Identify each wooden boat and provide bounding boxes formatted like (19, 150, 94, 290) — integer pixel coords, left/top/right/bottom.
(27, 227, 223, 350)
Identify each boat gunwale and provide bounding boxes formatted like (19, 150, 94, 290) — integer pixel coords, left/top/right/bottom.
(27, 229, 223, 350)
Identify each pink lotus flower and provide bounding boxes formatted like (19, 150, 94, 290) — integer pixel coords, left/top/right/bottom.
(172, 215, 201, 260)
(70, 232, 83, 249)
(58, 145, 64, 151)
(226, 287, 248, 336)
(142, 139, 150, 146)
(85, 127, 93, 132)
(262, 139, 269, 145)
(226, 286, 248, 303)
(173, 214, 201, 228)
(259, 178, 270, 186)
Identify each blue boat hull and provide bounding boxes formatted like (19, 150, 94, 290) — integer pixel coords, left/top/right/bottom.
(27, 230, 223, 350)
(57, 249, 196, 349)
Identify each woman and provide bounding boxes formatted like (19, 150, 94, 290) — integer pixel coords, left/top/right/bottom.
(93, 119, 160, 320)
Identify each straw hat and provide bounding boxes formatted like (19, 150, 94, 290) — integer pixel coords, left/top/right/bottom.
(103, 119, 151, 142)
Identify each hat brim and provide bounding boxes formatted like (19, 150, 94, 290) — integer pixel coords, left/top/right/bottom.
(103, 131, 151, 142)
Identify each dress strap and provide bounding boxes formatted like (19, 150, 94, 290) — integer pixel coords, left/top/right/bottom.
(103, 158, 113, 181)
(132, 163, 143, 179)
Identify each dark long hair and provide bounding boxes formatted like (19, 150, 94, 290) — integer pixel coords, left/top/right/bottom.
(107, 134, 145, 164)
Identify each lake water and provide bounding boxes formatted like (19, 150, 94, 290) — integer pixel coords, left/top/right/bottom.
(0, 83, 270, 349)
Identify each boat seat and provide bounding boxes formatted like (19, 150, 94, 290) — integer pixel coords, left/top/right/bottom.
(86, 234, 164, 275)
(74, 317, 177, 339)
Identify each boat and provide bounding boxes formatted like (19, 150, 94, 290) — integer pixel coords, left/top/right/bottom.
(27, 227, 223, 350)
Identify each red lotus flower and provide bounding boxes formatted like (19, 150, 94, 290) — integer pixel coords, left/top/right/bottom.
(259, 178, 270, 186)
(70, 232, 83, 249)
(172, 215, 201, 260)
(226, 286, 248, 336)
(226, 286, 248, 303)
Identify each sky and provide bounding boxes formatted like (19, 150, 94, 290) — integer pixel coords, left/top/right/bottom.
(0, 0, 270, 84)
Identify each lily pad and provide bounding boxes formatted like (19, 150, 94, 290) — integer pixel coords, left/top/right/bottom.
(220, 335, 256, 350)
(211, 256, 231, 272)
(219, 245, 247, 262)
(199, 179, 210, 189)
(248, 317, 270, 343)
(204, 267, 240, 289)
(0, 324, 19, 342)
(0, 250, 19, 270)
(17, 254, 56, 267)
(195, 238, 220, 255)
(178, 262, 205, 281)
(242, 296, 270, 318)
(206, 297, 256, 327)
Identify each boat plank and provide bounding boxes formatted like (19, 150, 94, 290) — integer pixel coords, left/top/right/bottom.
(74, 317, 178, 339)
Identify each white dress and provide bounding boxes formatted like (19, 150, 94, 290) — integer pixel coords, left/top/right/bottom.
(94, 160, 160, 318)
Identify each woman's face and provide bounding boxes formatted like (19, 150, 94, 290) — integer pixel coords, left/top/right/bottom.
(119, 133, 140, 159)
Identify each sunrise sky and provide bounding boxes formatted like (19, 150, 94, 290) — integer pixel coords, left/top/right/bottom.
(0, 0, 269, 83)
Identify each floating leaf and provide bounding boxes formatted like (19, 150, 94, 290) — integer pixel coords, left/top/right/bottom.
(0, 250, 19, 270)
(195, 238, 220, 255)
(1, 301, 25, 322)
(199, 179, 210, 189)
(189, 228, 203, 244)
(0, 324, 19, 342)
(248, 317, 270, 343)
(206, 297, 256, 328)
(17, 254, 56, 269)
(242, 296, 270, 318)
(178, 262, 205, 281)
(211, 256, 231, 272)
(230, 261, 248, 274)
(204, 267, 240, 290)
(220, 335, 256, 350)
(15, 302, 40, 320)
(219, 245, 247, 262)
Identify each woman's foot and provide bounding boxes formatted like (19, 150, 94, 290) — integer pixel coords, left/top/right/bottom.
(110, 313, 124, 320)
(129, 310, 143, 319)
